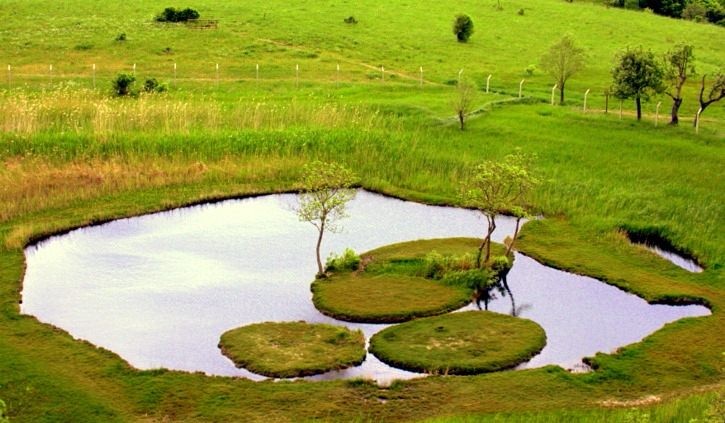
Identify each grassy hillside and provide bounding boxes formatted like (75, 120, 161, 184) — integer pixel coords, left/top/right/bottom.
(0, 0, 723, 421)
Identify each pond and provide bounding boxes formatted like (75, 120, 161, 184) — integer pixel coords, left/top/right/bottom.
(21, 191, 710, 383)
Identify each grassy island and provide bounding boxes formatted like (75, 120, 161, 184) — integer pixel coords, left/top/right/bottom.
(312, 238, 510, 323)
(369, 311, 546, 375)
(218, 322, 366, 378)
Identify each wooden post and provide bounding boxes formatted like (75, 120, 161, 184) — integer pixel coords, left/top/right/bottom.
(583, 89, 590, 113)
(92, 64, 96, 89)
(486, 74, 492, 93)
(551, 84, 557, 106)
(173, 63, 177, 87)
(7, 65, 11, 88)
(604, 90, 609, 114)
(458, 68, 463, 84)
(296, 64, 299, 87)
(695, 107, 702, 134)
(49, 64, 53, 85)
(419, 66, 423, 87)
(619, 99, 623, 120)
(336, 63, 340, 86)
(256, 63, 259, 81)
(216, 63, 219, 87)
(381, 66, 385, 82)
(655, 102, 662, 127)
(133, 63, 136, 77)
(519, 79, 525, 98)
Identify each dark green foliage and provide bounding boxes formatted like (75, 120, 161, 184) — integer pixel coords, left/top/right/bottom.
(143, 78, 167, 93)
(112, 73, 135, 96)
(325, 248, 360, 272)
(115, 32, 126, 41)
(343, 16, 358, 24)
(452, 14, 474, 42)
(155, 7, 200, 23)
(611, 47, 664, 119)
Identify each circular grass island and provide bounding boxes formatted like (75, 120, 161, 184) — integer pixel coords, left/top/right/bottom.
(218, 322, 366, 378)
(312, 238, 509, 323)
(369, 311, 546, 375)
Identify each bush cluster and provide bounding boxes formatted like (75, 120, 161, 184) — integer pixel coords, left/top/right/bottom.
(325, 248, 360, 272)
(112, 74, 167, 97)
(606, 0, 724, 25)
(155, 7, 200, 23)
(423, 251, 477, 279)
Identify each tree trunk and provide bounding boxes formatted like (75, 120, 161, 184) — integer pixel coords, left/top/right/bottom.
(605, 92, 609, 114)
(635, 96, 642, 120)
(458, 110, 465, 130)
(476, 215, 496, 268)
(505, 217, 522, 257)
(670, 98, 682, 125)
(315, 222, 325, 276)
(484, 217, 496, 264)
(559, 82, 565, 105)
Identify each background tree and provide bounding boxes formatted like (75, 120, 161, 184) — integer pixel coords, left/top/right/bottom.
(540, 35, 586, 105)
(461, 151, 538, 267)
(694, 72, 725, 127)
(112, 73, 135, 96)
(611, 47, 664, 120)
(663, 44, 695, 125)
(452, 14, 474, 42)
(452, 78, 476, 130)
(296, 161, 356, 277)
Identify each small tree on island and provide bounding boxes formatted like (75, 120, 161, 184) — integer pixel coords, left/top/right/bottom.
(540, 34, 586, 105)
(296, 161, 356, 277)
(462, 151, 538, 268)
(452, 14, 474, 43)
(611, 47, 664, 121)
(452, 78, 476, 130)
(663, 44, 695, 125)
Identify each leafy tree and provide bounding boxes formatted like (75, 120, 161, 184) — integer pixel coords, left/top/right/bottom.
(663, 44, 695, 125)
(638, 0, 687, 17)
(296, 161, 356, 277)
(452, 78, 476, 130)
(540, 35, 586, 104)
(611, 47, 664, 120)
(461, 151, 538, 267)
(112, 73, 136, 96)
(156, 7, 200, 22)
(452, 14, 474, 42)
(694, 72, 725, 127)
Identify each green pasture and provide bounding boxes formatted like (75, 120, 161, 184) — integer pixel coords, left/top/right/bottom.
(0, 0, 723, 421)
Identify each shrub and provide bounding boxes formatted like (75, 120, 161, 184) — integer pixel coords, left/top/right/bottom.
(441, 269, 492, 291)
(344, 16, 358, 24)
(423, 251, 477, 279)
(452, 14, 474, 42)
(112, 73, 136, 96)
(325, 248, 361, 272)
(155, 7, 200, 23)
(115, 32, 127, 41)
(525, 64, 536, 75)
(143, 78, 167, 93)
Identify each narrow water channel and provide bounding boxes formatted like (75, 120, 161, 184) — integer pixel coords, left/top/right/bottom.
(21, 191, 710, 383)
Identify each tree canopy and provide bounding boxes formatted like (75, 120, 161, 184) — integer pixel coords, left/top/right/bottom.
(612, 47, 664, 120)
(540, 35, 586, 104)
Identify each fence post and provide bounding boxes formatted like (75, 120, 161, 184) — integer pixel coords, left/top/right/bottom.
(216, 63, 219, 87)
(695, 107, 702, 134)
(256, 63, 259, 81)
(619, 100, 623, 120)
(133, 63, 136, 77)
(7, 65, 11, 88)
(486, 74, 492, 93)
(49, 64, 53, 85)
(336, 63, 340, 86)
(92, 64, 96, 89)
(550, 84, 557, 106)
(458, 68, 463, 84)
(419, 66, 423, 87)
(519, 79, 525, 98)
(296, 64, 299, 87)
(655, 102, 662, 127)
(381, 66, 385, 82)
(583, 89, 590, 113)
(173, 63, 177, 87)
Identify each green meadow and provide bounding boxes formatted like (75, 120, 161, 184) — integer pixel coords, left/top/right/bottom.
(0, 0, 723, 421)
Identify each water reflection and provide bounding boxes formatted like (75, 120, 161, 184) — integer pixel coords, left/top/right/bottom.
(21, 191, 710, 383)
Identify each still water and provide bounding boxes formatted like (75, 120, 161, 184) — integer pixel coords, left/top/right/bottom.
(22, 191, 709, 383)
